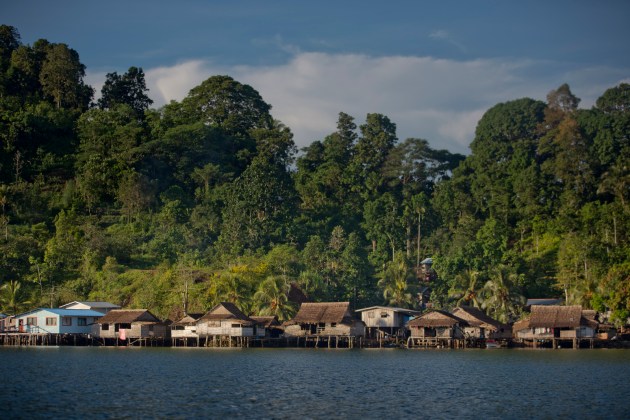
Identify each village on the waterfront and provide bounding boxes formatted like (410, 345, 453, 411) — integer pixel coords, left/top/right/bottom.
(1, 297, 627, 350)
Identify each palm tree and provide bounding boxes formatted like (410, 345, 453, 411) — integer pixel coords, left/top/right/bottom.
(0, 280, 31, 315)
(481, 265, 525, 323)
(212, 272, 251, 310)
(377, 252, 416, 308)
(253, 275, 296, 321)
(448, 269, 483, 309)
(296, 270, 328, 301)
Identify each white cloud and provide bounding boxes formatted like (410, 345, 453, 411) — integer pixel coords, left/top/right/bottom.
(88, 53, 629, 155)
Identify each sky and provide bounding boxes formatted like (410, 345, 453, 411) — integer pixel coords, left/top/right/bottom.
(3, 0, 630, 155)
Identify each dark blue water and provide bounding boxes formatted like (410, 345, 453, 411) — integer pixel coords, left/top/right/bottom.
(1, 347, 628, 419)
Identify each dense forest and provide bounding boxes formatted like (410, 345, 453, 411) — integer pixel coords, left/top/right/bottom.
(0, 25, 628, 325)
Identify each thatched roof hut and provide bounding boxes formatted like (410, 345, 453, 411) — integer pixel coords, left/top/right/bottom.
(97, 309, 161, 325)
(95, 309, 167, 340)
(530, 305, 584, 328)
(284, 302, 365, 337)
(407, 310, 466, 328)
(452, 306, 512, 339)
(513, 305, 599, 340)
(407, 310, 467, 339)
(197, 302, 261, 338)
(171, 313, 203, 327)
(287, 302, 354, 325)
(199, 302, 255, 326)
(452, 306, 502, 331)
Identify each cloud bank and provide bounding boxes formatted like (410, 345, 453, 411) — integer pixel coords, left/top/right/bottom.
(114, 53, 628, 155)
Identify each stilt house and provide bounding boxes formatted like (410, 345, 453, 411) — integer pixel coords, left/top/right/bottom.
(250, 316, 283, 338)
(171, 313, 203, 342)
(452, 306, 511, 339)
(283, 302, 365, 337)
(355, 306, 421, 339)
(95, 309, 168, 341)
(12, 308, 104, 335)
(196, 302, 262, 339)
(407, 310, 467, 339)
(513, 305, 598, 341)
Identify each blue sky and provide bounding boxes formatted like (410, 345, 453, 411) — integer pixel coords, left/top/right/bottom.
(3, 0, 629, 154)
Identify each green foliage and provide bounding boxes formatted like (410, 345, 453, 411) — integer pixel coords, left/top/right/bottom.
(1, 24, 628, 325)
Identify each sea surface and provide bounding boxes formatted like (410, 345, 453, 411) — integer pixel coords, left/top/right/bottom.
(1, 347, 629, 419)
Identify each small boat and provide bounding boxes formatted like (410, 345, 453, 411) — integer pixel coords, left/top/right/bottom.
(485, 339, 501, 349)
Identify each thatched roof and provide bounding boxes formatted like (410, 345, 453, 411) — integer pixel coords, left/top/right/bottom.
(407, 310, 467, 328)
(287, 302, 353, 325)
(512, 317, 531, 332)
(452, 306, 503, 331)
(171, 313, 203, 326)
(250, 316, 281, 328)
(96, 309, 161, 324)
(199, 302, 255, 325)
(530, 305, 584, 328)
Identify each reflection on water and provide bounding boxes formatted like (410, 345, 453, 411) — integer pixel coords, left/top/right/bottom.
(1, 347, 629, 419)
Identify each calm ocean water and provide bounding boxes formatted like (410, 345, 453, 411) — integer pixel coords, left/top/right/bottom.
(1, 347, 629, 419)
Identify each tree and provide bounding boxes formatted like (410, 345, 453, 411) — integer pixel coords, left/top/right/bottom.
(323, 112, 357, 165)
(39, 43, 93, 109)
(0, 280, 31, 315)
(181, 75, 273, 136)
(218, 130, 298, 254)
(0, 25, 21, 71)
(75, 105, 145, 210)
(253, 275, 296, 321)
(448, 269, 483, 309)
(363, 192, 402, 263)
(350, 113, 397, 198)
(377, 251, 416, 308)
(211, 271, 252, 310)
(481, 265, 525, 323)
(0, 25, 21, 95)
(98, 66, 153, 116)
(595, 83, 630, 114)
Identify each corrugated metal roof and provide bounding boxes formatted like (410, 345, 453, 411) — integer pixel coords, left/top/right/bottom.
(15, 308, 105, 318)
(355, 306, 421, 316)
(59, 301, 121, 309)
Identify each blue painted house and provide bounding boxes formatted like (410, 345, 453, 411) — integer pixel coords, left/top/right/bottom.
(14, 308, 104, 334)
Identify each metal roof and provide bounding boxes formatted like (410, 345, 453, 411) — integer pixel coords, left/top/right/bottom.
(355, 306, 421, 316)
(59, 301, 121, 309)
(15, 308, 105, 318)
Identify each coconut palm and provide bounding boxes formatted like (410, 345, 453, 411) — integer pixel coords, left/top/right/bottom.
(377, 251, 416, 308)
(212, 272, 252, 310)
(448, 269, 483, 309)
(253, 275, 296, 321)
(0, 280, 31, 315)
(296, 270, 328, 301)
(481, 265, 525, 323)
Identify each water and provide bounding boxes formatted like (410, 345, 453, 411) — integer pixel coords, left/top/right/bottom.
(1, 347, 629, 419)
